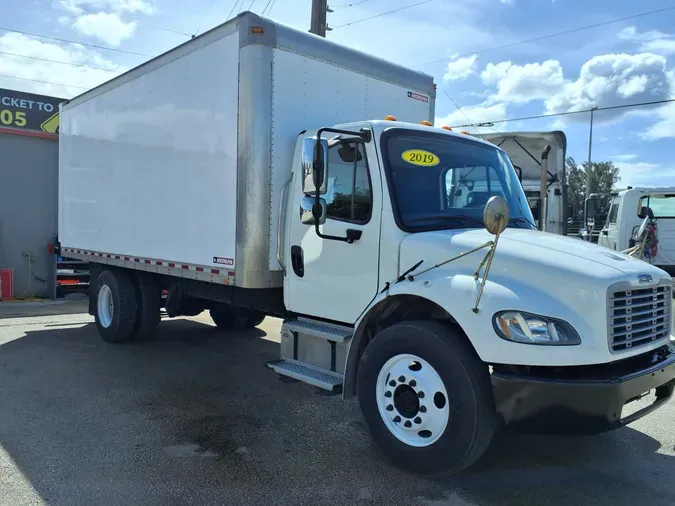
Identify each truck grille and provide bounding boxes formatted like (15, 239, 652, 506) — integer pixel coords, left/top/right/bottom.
(609, 284, 672, 352)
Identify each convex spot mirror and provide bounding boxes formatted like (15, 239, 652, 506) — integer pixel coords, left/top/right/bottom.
(302, 137, 328, 195)
(300, 196, 326, 225)
(638, 206, 654, 220)
(483, 196, 509, 235)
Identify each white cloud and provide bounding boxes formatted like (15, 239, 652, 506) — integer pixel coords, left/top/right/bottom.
(59, 0, 155, 15)
(443, 54, 478, 81)
(435, 102, 507, 133)
(612, 154, 638, 161)
(618, 27, 675, 55)
(613, 161, 659, 173)
(0, 32, 126, 98)
(481, 59, 565, 103)
(641, 103, 675, 140)
(545, 53, 671, 121)
(73, 12, 137, 46)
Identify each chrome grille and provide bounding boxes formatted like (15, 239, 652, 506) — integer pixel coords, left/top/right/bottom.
(608, 283, 672, 352)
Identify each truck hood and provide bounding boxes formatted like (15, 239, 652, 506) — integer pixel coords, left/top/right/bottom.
(399, 228, 669, 282)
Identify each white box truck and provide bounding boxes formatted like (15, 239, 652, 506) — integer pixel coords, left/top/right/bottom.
(57, 12, 675, 476)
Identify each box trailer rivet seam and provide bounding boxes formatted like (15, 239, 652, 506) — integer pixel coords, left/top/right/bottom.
(58, 11, 675, 478)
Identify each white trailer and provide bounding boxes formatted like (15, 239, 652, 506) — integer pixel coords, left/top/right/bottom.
(58, 12, 675, 476)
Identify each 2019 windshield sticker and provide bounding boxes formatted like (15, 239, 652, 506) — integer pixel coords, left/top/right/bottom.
(401, 149, 440, 167)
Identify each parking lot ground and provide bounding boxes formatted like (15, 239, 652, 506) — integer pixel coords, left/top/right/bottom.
(1, 303, 675, 506)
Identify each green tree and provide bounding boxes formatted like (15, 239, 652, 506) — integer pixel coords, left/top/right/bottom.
(565, 157, 621, 214)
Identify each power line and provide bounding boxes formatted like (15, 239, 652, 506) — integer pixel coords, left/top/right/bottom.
(0, 49, 120, 73)
(0, 26, 152, 57)
(249, 0, 257, 9)
(0, 72, 89, 89)
(331, 0, 377, 8)
(228, 0, 246, 20)
(441, 88, 480, 133)
(194, 0, 221, 36)
(261, 0, 274, 15)
(447, 98, 675, 129)
(413, 6, 675, 68)
(332, 0, 435, 29)
(263, 0, 278, 15)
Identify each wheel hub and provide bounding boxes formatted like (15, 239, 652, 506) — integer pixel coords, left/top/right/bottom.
(393, 384, 420, 419)
(97, 284, 114, 329)
(376, 354, 449, 447)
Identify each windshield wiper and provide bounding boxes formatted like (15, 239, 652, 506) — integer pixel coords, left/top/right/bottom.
(509, 217, 538, 229)
(407, 214, 482, 225)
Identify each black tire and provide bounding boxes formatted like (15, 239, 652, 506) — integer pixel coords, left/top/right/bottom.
(209, 305, 262, 330)
(356, 320, 496, 476)
(132, 274, 161, 339)
(209, 305, 248, 330)
(246, 310, 266, 328)
(94, 269, 139, 343)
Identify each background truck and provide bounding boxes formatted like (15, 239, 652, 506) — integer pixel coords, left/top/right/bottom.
(599, 187, 675, 276)
(57, 12, 675, 476)
(480, 131, 568, 235)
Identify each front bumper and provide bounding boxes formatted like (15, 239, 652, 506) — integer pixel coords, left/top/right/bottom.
(492, 344, 675, 434)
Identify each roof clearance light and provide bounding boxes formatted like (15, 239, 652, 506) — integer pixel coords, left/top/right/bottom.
(384, 115, 397, 121)
(441, 126, 452, 131)
(461, 131, 471, 135)
(421, 120, 432, 126)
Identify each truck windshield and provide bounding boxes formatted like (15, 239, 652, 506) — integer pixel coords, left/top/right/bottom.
(381, 130, 535, 232)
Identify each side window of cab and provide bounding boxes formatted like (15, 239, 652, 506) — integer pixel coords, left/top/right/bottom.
(324, 142, 372, 224)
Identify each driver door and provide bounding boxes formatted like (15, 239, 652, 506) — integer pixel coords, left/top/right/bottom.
(600, 195, 620, 250)
(284, 139, 381, 324)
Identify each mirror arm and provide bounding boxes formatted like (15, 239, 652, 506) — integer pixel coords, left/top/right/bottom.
(311, 126, 370, 245)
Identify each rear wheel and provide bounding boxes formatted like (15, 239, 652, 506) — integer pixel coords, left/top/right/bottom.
(210, 305, 265, 330)
(132, 274, 161, 339)
(356, 320, 496, 476)
(94, 269, 138, 343)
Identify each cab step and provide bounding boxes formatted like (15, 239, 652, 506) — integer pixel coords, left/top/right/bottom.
(284, 318, 353, 343)
(267, 359, 343, 393)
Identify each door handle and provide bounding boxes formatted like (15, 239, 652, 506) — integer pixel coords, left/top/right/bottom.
(346, 229, 362, 243)
(290, 246, 304, 277)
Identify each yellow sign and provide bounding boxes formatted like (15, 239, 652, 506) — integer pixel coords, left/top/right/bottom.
(41, 112, 59, 134)
(401, 149, 439, 167)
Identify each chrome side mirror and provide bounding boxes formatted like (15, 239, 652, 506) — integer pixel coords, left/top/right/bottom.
(483, 196, 509, 235)
(300, 196, 326, 225)
(301, 137, 328, 195)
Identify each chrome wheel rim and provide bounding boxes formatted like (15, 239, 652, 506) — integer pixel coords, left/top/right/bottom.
(97, 285, 114, 328)
(375, 354, 449, 447)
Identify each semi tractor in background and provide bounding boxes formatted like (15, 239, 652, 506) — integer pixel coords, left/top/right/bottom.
(480, 131, 567, 235)
(56, 12, 675, 476)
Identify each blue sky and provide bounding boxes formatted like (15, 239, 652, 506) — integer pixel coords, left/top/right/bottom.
(2, 0, 675, 187)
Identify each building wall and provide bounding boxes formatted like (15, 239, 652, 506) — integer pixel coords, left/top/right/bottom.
(0, 132, 58, 298)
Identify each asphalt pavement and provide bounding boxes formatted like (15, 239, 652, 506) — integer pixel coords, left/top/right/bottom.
(1, 301, 675, 506)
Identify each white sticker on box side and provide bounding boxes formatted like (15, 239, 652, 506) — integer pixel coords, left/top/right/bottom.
(213, 257, 234, 266)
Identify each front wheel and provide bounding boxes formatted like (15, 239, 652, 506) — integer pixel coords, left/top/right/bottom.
(357, 321, 496, 476)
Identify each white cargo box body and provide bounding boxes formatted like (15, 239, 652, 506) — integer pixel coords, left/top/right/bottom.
(58, 11, 435, 289)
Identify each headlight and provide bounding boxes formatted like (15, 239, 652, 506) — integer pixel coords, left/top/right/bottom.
(493, 311, 581, 346)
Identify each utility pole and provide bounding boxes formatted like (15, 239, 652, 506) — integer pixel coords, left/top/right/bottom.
(310, 0, 332, 37)
(585, 106, 598, 198)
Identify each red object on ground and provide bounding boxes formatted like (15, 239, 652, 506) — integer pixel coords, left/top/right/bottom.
(0, 269, 14, 300)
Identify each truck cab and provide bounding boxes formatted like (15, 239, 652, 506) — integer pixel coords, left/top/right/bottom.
(599, 187, 675, 276)
(275, 119, 675, 475)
